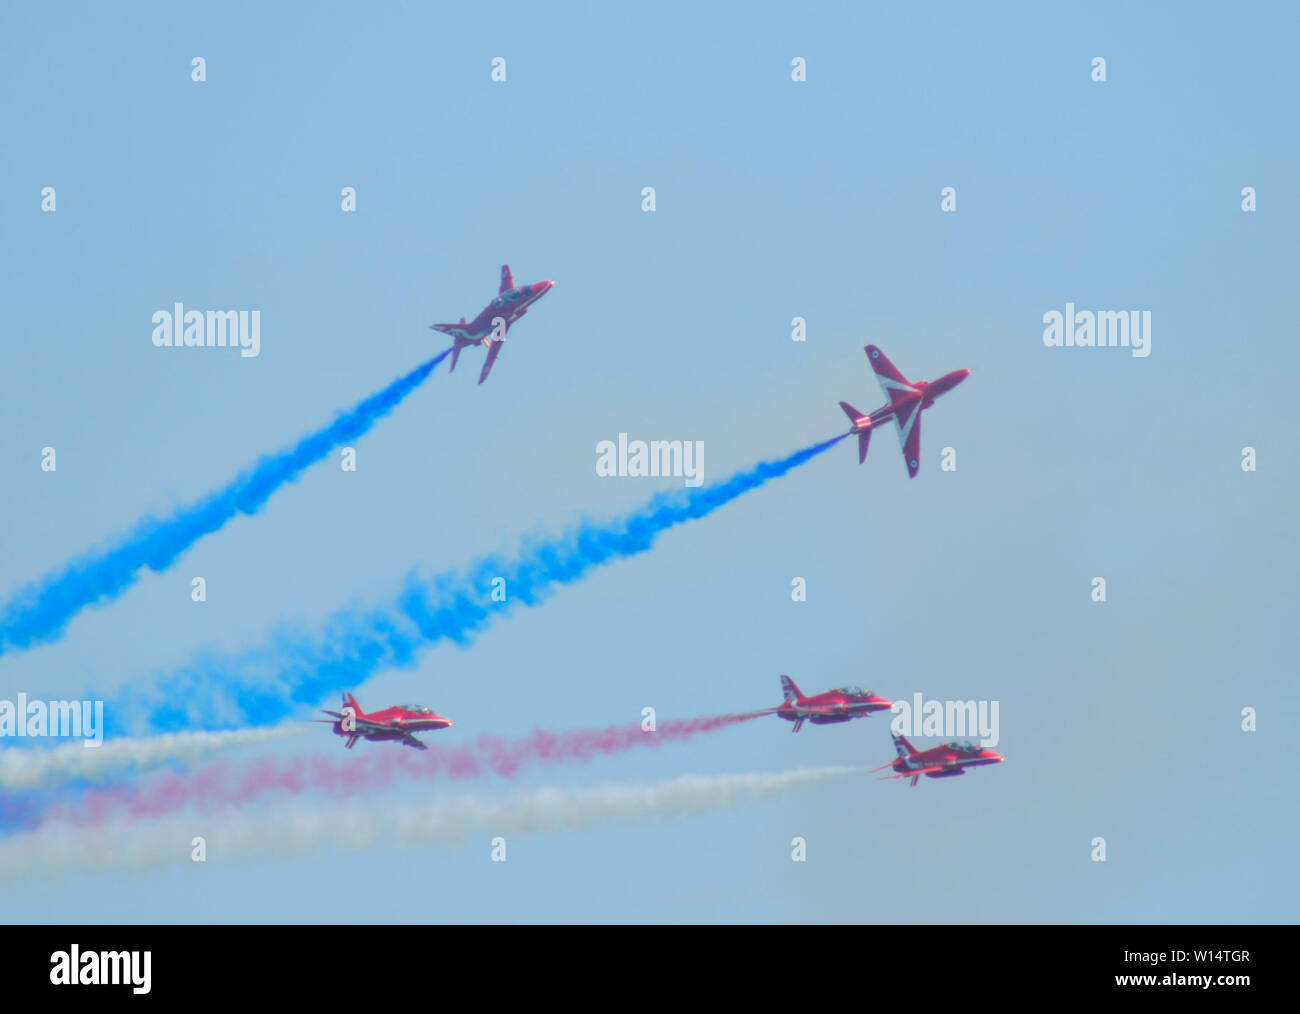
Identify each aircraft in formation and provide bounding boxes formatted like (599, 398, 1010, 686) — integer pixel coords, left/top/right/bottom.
(316, 692, 453, 751)
(838, 344, 970, 477)
(872, 732, 1004, 787)
(430, 264, 554, 384)
(316, 682, 1002, 787)
(347, 318, 988, 779)
(774, 674, 892, 732)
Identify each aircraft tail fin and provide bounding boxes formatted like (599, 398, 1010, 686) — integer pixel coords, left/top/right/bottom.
(892, 732, 919, 758)
(779, 674, 802, 702)
(839, 402, 871, 463)
(342, 692, 361, 717)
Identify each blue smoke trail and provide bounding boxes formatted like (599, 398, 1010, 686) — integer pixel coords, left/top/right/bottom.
(100, 433, 848, 736)
(0, 351, 451, 656)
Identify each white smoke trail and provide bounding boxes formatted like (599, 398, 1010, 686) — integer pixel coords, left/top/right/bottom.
(0, 766, 856, 883)
(0, 725, 303, 790)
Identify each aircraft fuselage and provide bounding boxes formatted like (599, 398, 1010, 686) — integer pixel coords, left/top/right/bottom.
(853, 368, 971, 432)
(454, 282, 553, 342)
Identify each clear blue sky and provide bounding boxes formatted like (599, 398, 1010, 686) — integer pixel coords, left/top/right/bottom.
(1, 1, 1297, 922)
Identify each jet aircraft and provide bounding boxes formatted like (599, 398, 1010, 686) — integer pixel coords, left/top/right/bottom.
(430, 264, 554, 384)
(317, 692, 453, 751)
(774, 675, 893, 733)
(838, 345, 969, 477)
(873, 732, 1003, 787)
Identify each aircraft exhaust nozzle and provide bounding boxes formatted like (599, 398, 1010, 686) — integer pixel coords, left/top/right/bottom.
(838, 401, 867, 426)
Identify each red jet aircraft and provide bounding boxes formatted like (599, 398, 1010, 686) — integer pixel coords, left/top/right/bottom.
(838, 345, 970, 477)
(774, 675, 893, 732)
(430, 264, 554, 384)
(873, 732, 1004, 787)
(317, 692, 453, 751)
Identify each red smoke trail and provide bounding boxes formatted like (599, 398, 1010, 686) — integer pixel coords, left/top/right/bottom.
(51, 711, 771, 827)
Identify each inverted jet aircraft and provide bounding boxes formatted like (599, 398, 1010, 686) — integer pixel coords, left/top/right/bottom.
(430, 264, 554, 384)
(838, 345, 970, 477)
(774, 675, 893, 733)
(873, 732, 1003, 787)
(317, 692, 453, 751)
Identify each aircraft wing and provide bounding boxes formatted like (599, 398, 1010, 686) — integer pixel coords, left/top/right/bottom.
(893, 400, 922, 478)
(402, 735, 429, 751)
(478, 338, 503, 384)
(499, 265, 514, 294)
(866, 346, 918, 405)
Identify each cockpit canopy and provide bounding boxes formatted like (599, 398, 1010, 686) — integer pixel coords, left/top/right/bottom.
(399, 705, 433, 715)
(949, 740, 981, 754)
(838, 686, 870, 697)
